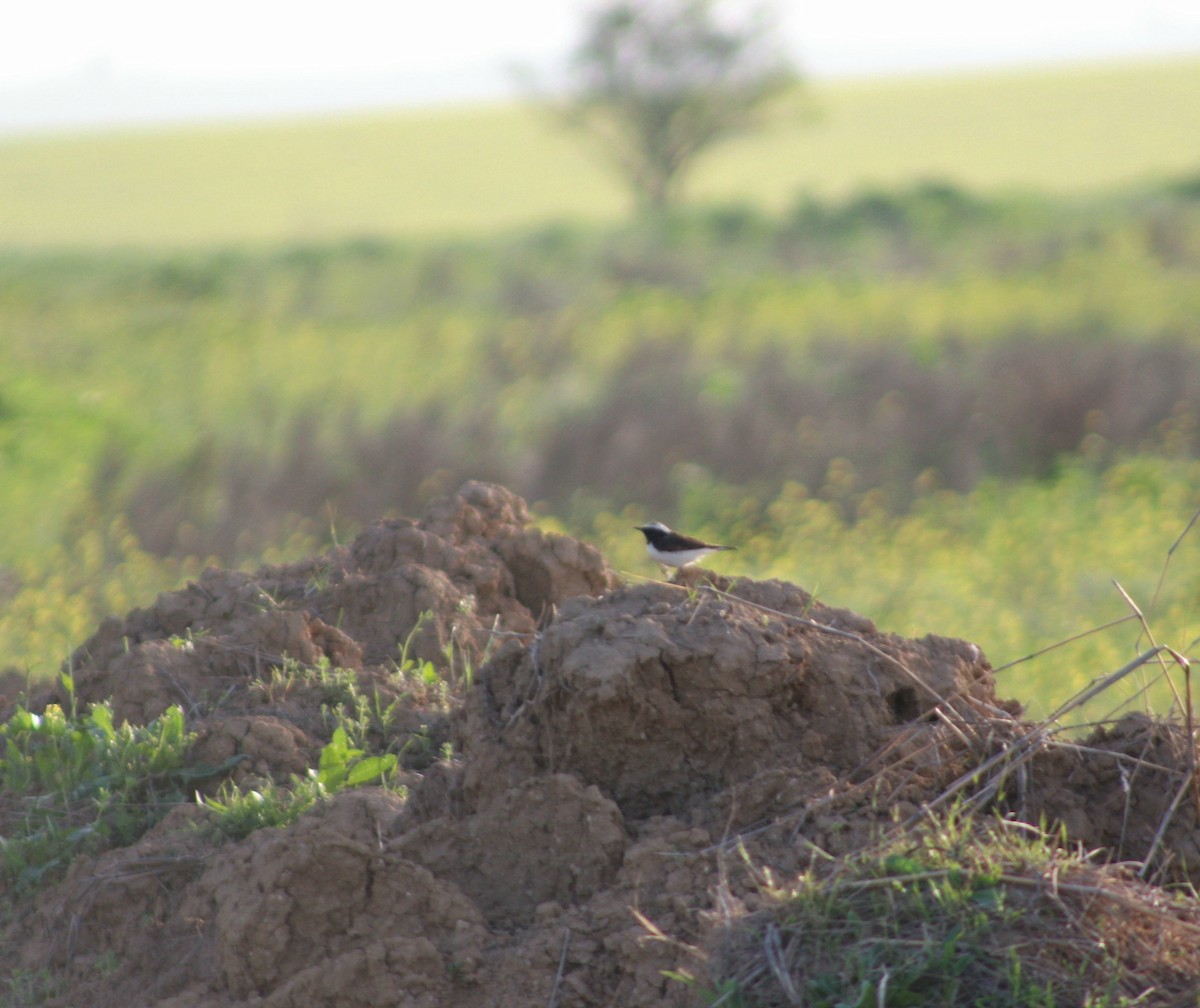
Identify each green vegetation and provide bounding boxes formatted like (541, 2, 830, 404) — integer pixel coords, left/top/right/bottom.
(1, 56, 1198, 247)
(551, 0, 798, 211)
(196, 644, 450, 842)
(1, 968, 63, 1008)
(201, 726, 399, 841)
(0, 674, 199, 891)
(250, 647, 452, 768)
(0, 667, 408, 888)
(702, 814, 1199, 1005)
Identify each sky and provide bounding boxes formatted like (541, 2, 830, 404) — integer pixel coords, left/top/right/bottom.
(3, 0, 1200, 134)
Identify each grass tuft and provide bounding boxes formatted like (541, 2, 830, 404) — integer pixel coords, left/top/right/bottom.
(0, 674, 201, 892)
(708, 815, 1200, 1007)
(200, 725, 401, 841)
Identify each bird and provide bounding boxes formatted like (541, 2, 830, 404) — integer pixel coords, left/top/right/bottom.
(634, 521, 737, 569)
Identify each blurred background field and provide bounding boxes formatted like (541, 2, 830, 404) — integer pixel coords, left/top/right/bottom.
(3, 52, 1200, 724)
(3, 57, 1200, 246)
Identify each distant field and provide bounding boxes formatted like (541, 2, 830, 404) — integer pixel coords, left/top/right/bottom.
(1, 56, 1199, 248)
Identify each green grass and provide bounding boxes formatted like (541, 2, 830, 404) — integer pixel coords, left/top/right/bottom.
(0, 677, 200, 891)
(1, 55, 1199, 248)
(250, 645, 453, 768)
(0, 668, 408, 888)
(0, 103, 617, 248)
(703, 813, 1199, 1005)
(201, 725, 400, 842)
(701, 56, 1200, 205)
(0, 968, 63, 1008)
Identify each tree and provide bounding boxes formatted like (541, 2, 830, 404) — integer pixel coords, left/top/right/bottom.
(557, 0, 797, 212)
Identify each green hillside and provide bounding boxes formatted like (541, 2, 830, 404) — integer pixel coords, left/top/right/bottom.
(1, 55, 1199, 248)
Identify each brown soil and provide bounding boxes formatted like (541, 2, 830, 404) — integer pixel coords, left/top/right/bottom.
(4, 481, 1200, 1006)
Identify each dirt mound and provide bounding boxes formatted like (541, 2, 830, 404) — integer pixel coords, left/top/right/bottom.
(58, 480, 615, 728)
(1025, 711, 1200, 879)
(450, 577, 992, 822)
(6, 482, 1200, 1006)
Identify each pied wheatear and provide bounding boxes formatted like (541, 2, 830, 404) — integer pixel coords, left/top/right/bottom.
(634, 522, 737, 569)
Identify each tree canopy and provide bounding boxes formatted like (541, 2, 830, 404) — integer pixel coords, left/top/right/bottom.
(558, 0, 798, 212)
